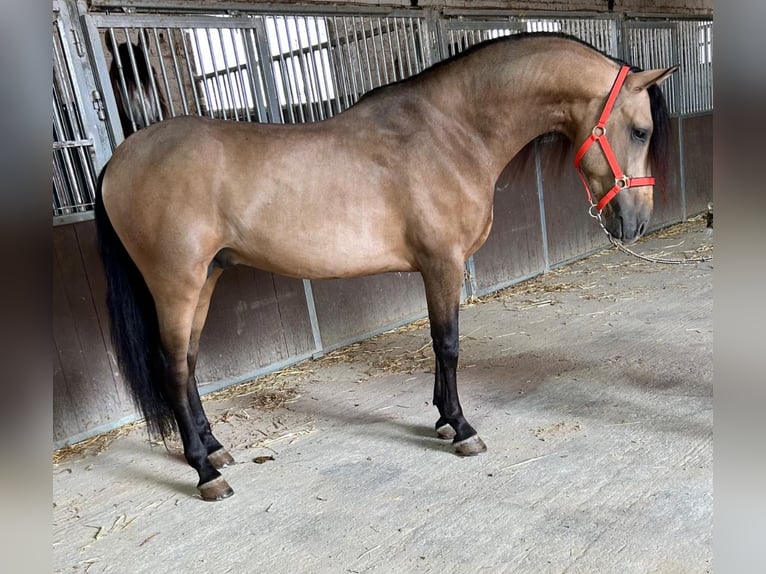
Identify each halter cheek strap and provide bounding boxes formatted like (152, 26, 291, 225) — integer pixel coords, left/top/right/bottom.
(574, 65, 655, 213)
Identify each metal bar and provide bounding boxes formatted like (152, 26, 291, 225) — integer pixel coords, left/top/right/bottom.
(371, 18, 383, 88)
(272, 16, 298, 123)
(312, 16, 334, 118)
(205, 28, 229, 119)
(181, 28, 204, 116)
(284, 16, 308, 122)
(151, 27, 175, 118)
(137, 29, 164, 122)
(300, 16, 322, 120)
(51, 47, 85, 210)
(678, 117, 687, 220)
(191, 28, 215, 117)
(251, 19, 282, 123)
(123, 28, 153, 127)
(358, 17, 375, 91)
(346, 17, 362, 99)
(218, 27, 240, 121)
(302, 280, 324, 359)
(392, 18, 405, 80)
(166, 27, 189, 115)
(535, 139, 550, 272)
(228, 28, 251, 121)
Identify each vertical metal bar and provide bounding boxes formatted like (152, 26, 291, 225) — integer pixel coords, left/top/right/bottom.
(327, 17, 347, 113)
(301, 16, 323, 120)
(340, 17, 357, 102)
(302, 280, 324, 359)
(282, 16, 307, 122)
(313, 16, 334, 118)
(252, 18, 283, 123)
(167, 28, 189, 115)
(218, 28, 240, 121)
(51, 99, 82, 209)
(230, 28, 252, 121)
(181, 29, 203, 116)
(137, 29, 164, 121)
(204, 28, 227, 119)
(535, 139, 550, 272)
(394, 18, 406, 80)
(371, 18, 383, 87)
(678, 117, 687, 220)
(464, 257, 478, 301)
(191, 29, 215, 117)
(106, 28, 137, 133)
(291, 17, 312, 120)
(271, 17, 295, 123)
(383, 18, 394, 84)
(241, 27, 264, 122)
(358, 17, 375, 90)
(414, 17, 426, 69)
(350, 17, 367, 94)
(151, 28, 175, 118)
(123, 28, 153, 127)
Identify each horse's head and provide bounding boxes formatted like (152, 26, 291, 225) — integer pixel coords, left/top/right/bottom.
(574, 66, 676, 244)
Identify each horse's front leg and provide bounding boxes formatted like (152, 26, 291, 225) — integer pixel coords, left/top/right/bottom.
(421, 259, 487, 456)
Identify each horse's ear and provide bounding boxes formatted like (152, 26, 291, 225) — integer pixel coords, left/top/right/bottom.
(626, 66, 678, 91)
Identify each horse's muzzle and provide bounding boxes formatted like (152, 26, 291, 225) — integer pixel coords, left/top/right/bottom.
(607, 213, 648, 244)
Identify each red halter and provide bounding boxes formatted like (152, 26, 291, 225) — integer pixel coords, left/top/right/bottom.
(574, 65, 655, 213)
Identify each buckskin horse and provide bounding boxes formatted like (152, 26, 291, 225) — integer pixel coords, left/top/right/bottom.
(95, 32, 675, 500)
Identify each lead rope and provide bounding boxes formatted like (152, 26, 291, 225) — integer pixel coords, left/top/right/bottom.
(587, 203, 713, 265)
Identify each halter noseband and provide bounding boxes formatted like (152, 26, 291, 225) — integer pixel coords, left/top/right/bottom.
(574, 65, 655, 213)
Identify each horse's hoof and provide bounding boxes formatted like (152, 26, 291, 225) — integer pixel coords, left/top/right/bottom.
(198, 476, 234, 501)
(208, 448, 235, 469)
(453, 434, 487, 456)
(436, 423, 455, 440)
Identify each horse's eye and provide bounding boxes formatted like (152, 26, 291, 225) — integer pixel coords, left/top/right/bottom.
(632, 128, 648, 143)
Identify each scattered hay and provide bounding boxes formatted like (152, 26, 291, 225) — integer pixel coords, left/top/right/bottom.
(53, 421, 144, 464)
(204, 368, 305, 409)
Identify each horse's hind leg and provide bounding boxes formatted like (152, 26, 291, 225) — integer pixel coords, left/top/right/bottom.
(421, 257, 487, 456)
(153, 279, 234, 501)
(187, 267, 234, 470)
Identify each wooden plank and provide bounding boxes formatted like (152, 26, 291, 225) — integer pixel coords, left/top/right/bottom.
(472, 150, 545, 293)
(74, 221, 132, 407)
(681, 114, 713, 216)
(311, 272, 427, 349)
(53, 225, 128, 443)
(539, 140, 609, 266)
(53, 234, 81, 443)
(649, 117, 684, 230)
(197, 267, 314, 383)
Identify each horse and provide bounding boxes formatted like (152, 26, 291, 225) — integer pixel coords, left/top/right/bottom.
(106, 35, 169, 137)
(94, 32, 675, 501)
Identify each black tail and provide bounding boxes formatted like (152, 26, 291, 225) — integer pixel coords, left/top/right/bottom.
(94, 164, 176, 439)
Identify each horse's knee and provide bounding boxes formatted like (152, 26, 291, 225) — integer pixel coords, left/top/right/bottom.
(432, 336, 459, 367)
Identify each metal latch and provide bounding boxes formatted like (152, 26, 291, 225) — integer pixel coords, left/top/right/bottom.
(91, 90, 106, 121)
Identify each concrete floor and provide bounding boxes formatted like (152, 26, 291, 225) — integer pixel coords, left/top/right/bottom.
(53, 221, 713, 574)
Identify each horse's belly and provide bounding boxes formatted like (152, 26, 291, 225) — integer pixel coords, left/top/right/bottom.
(232, 232, 415, 280)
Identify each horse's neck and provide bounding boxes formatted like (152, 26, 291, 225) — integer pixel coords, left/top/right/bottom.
(426, 41, 616, 176)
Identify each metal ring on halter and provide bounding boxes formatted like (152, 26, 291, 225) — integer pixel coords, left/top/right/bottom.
(615, 176, 629, 189)
(591, 125, 606, 137)
(588, 204, 601, 218)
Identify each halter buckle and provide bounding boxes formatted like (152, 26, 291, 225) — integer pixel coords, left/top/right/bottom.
(615, 176, 630, 189)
